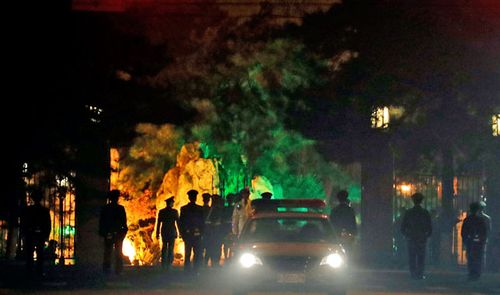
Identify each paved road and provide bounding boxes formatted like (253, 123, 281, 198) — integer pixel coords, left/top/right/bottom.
(1, 263, 499, 294)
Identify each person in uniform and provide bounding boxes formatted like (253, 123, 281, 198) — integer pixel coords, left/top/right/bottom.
(99, 189, 128, 275)
(179, 189, 204, 273)
(22, 189, 51, 276)
(201, 193, 211, 266)
(461, 201, 491, 281)
(155, 196, 179, 270)
(401, 192, 432, 280)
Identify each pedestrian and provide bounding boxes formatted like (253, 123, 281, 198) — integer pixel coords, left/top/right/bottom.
(222, 193, 236, 261)
(179, 189, 204, 274)
(21, 188, 51, 276)
(232, 188, 252, 237)
(99, 189, 128, 275)
(461, 201, 491, 281)
(252, 191, 278, 213)
(329, 190, 357, 256)
(155, 196, 179, 270)
(401, 192, 432, 280)
(201, 193, 211, 266)
(205, 194, 224, 267)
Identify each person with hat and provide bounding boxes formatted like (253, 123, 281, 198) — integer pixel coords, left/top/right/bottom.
(155, 196, 179, 270)
(252, 191, 277, 213)
(99, 189, 128, 275)
(329, 190, 357, 256)
(401, 192, 432, 280)
(21, 188, 51, 276)
(201, 193, 212, 266)
(179, 189, 204, 273)
(461, 201, 491, 281)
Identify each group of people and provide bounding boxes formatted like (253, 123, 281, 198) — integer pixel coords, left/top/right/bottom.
(400, 192, 492, 281)
(20, 187, 492, 282)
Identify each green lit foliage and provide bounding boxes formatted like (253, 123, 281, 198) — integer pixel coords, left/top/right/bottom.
(182, 35, 351, 199)
(118, 123, 184, 199)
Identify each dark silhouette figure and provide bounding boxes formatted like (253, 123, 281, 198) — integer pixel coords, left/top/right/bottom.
(201, 193, 211, 267)
(461, 201, 491, 281)
(205, 194, 225, 267)
(222, 193, 236, 261)
(99, 190, 128, 275)
(21, 189, 51, 276)
(155, 196, 179, 270)
(329, 190, 357, 255)
(180, 189, 204, 273)
(252, 191, 278, 213)
(401, 193, 432, 280)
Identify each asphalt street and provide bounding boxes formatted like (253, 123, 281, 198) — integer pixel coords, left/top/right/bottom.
(1, 262, 499, 295)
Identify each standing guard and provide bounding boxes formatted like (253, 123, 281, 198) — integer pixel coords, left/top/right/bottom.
(401, 193, 432, 280)
(179, 189, 204, 273)
(155, 196, 179, 270)
(461, 201, 491, 281)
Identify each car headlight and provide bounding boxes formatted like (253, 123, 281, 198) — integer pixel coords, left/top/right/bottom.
(239, 253, 263, 268)
(320, 253, 344, 268)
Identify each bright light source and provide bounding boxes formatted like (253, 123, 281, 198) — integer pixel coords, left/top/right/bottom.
(493, 114, 499, 136)
(122, 237, 136, 264)
(371, 106, 390, 129)
(320, 253, 344, 268)
(239, 253, 262, 268)
(400, 184, 412, 193)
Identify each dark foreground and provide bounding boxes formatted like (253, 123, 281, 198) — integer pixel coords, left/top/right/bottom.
(0, 261, 499, 295)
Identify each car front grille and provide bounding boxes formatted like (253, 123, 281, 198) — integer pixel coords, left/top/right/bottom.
(263, 256, 318, 271)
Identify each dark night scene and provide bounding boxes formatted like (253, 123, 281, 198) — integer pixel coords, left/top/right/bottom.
(2, 0, 499, 295)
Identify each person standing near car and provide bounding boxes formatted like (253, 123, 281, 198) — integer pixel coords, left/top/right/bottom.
(99, 189, 128, 275)
(232, 188, 252, 237)
(461, 201, 491, 281)
(329, 190, 357, 256)
(401, 192, 432, 280)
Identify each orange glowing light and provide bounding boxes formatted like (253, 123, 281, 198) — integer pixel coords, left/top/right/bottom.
(122, 237, 136, 264)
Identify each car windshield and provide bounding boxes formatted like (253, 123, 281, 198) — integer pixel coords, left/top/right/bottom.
(240, 217, 336, 243)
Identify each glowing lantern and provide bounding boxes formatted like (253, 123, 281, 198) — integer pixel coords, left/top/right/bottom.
(122, 237, 136, 264)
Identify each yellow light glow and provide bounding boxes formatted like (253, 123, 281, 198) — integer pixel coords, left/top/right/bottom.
(493, 114, 500, 136)
(400, 184, 412, 193)
(371, 106, 390, 129)
(122, 237, 136, 264)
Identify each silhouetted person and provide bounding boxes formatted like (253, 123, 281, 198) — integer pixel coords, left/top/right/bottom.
(232, 188, 252, 237)
(99, 189, 128, 275)
(180, 189, 204, 273)
(205, 194, 224, 267)
(21, 189, 51, 276)
(252, 191, 278, 213)
(329, 190, 357, 255)
(401, 193, 432, 280)
(201, 193, 211, 266)
(222, 193, 236, 261)
(155, 196, 178, 270)
(461, 201, 491, 281)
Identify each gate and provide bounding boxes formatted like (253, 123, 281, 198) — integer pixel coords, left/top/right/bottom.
(393, 174, 485, 266)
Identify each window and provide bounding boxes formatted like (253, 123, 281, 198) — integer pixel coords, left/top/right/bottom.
(493, 114, 500, 136)
(371, 106, 389, 129)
